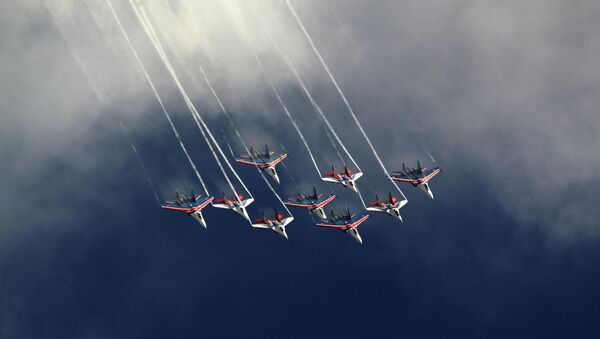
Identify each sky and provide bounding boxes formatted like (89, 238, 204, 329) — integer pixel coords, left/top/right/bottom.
(1, 0, 600, 337)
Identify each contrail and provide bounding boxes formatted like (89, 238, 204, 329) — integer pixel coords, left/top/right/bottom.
(285, 0, 407, 200)
(247, 5, 362, 175)
(196, 65, 293, 215)
(423, 147, 437, 163)
(171, 0, 322, 179)
(321, 115, 346, 165)
(106, 0, 210, 197)
(278, 47, 362, 173)
(158, 3, 293, 215)
(51, 4, 162, 205)
(129, 0, 254, 209)
(119, 122, 161, 204)
(253, 63, 322, 177)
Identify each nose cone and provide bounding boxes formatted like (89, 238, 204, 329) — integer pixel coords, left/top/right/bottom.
(312, 207, 327, 220)
(235, 206, 250, 220)
(420, 183, 434, 199)
(348, 228, 363, 244)
(266, 166, 280, 184)
(274, 226, 288, 240)
(191, 211, 208, 228)
(388, 208, 403, 222)
(346, 180, 358, 193)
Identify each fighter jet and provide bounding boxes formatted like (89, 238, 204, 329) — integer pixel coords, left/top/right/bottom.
(316, 206, 370, 244)
(211, 191, 254, 220)
(235, 145, 288, 184)
(390, 161, 441, 199)
(251, 209, 294, 239)
(284, 186, 336, 220)
(366, 192, 408, 221)
(321, 165, 363, 193)
(161, 188, 214, 228)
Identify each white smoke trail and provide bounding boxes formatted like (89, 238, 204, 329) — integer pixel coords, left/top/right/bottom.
(224, 1, 335, 179)
(49, 3, 163, 204)
(254, 63, 322, 177)
(356, 188, 368, 209)
(321, 116, 345, 165)
(119, 122, 161, 204)
(248, 11, 362, 175)
(153, 2, 292, 215)
(129, 1, 254, 208)
(106, 0, 210, 197)
(277, 47, 363, 173)
(423, 147, 437, 163)
(285, 0, 407, 200)
(197, 66, 293, 215)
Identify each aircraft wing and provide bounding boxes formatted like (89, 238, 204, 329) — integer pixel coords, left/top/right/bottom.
(348, 214, 370, 227)
(390, 172, 418, 183)
(236, 157, 266, 166)
(322, 214, 369, 228)
(366, 206, 386, 212)
(211, 202, 231, 209)
(241, 197, 254, 208)
(161, 205, 194, 213)
(397, 199, 409, 209)
(251, 223, 270, 229)
(321, 176, 340, 183)
(263, 153, 287, 167)
(421, 167, 441, 182)
(352, 172, 364, 181)
(280, 217, 294, 227)
(315, 222, 348, 229)
(285, 194, 335, 209)
(161, 197, 213, 213)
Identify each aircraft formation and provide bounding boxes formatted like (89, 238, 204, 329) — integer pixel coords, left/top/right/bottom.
(161, 145, 441, 244)
(83, 0, 443, 245)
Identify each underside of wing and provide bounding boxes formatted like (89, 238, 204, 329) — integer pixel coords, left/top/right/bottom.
(281, 217, 294, 227)
(352, 172, 364, 181)
(211, 203, 231, 209)
(241, 197, 254, 208)
(251, 223, 270, 229)
(316, 222, 347, 229)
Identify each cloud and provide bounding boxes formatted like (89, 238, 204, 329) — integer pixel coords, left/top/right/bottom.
(2, 0, 600, 247)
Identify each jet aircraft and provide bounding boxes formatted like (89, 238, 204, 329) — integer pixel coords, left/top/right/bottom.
(161, 189, 214, 228)
(390, 161, 441, 199)
(235, 145, 288, 184)
(211, 191, 254, 220)
(366, 192, 408, 221)
(321, 165, 363, 193)
(284, 186, 336, 220)
(251, 209, 294, 239)
(316, 207, 370, 244)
